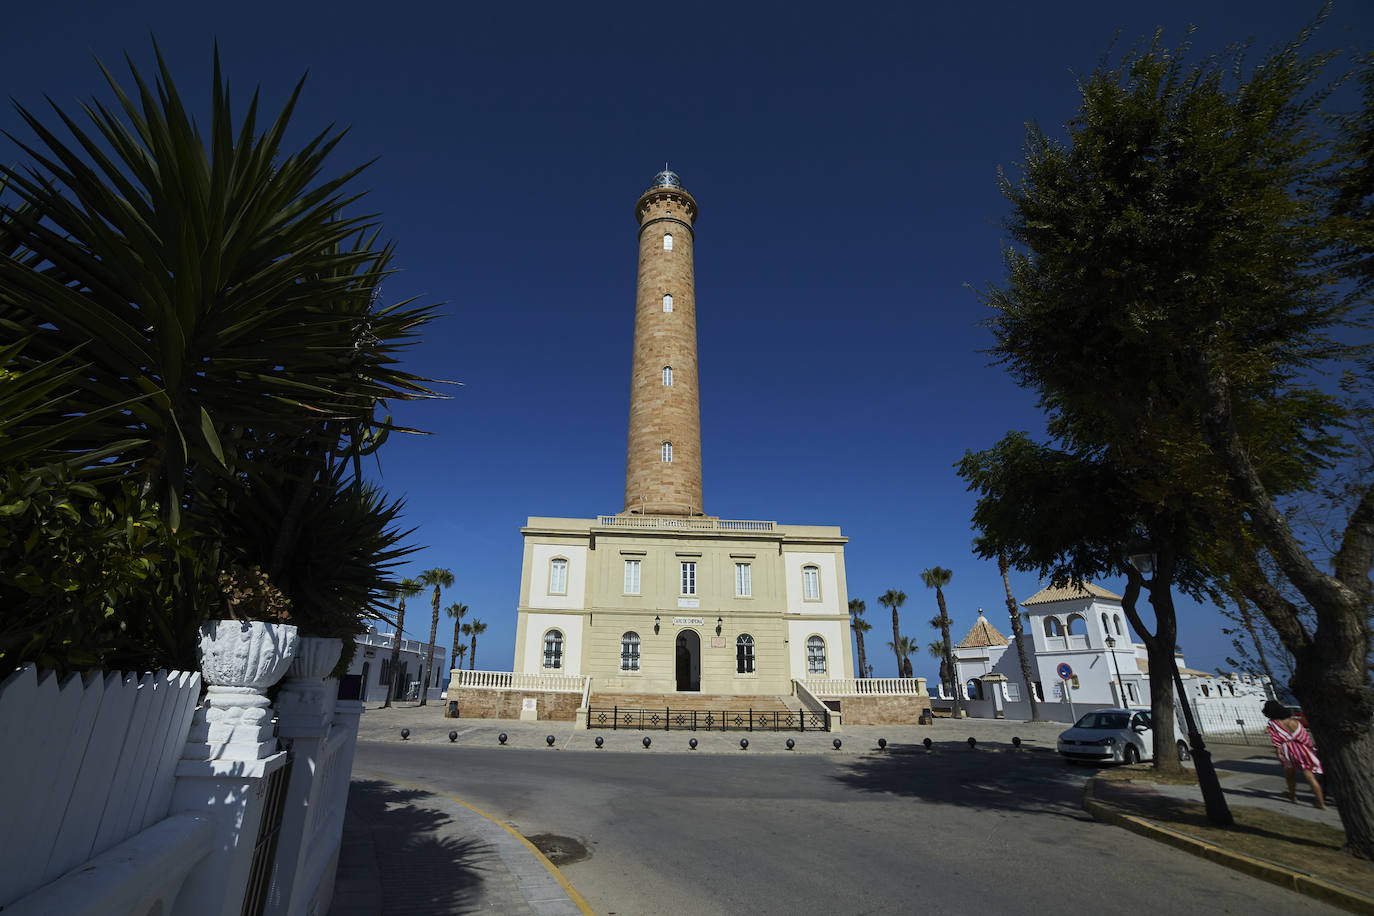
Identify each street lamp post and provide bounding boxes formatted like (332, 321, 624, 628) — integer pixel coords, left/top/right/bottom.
(1126, 543, 1233, 826)
(1105, 635, 1127, 706)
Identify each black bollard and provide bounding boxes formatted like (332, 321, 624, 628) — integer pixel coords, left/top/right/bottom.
(967, 737, 977, 749)
(643, 736, 652, 749)
(498, 732, 508, 745)
(546, 735, 556, 747)
(923, 737, 932, 750)
(740, 738, 749, 750)
(786, 738, 795, 750)
(595, 736, 604, 748)
(877, 738, 887, 751)
(400, 728, 409, 741)
(448, 730, 458, 743)
(832, 738, 842, 750)
(688, 738, 698, 750)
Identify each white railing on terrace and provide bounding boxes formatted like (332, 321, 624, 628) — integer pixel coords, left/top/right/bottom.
(802, 677, 928, 697)
(596, 515, 775, 532)
(357, 631, 442, 657)
(452, 669, 589, 693)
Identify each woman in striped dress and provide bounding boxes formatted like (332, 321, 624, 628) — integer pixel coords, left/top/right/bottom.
(1263, 700, 1326, 809)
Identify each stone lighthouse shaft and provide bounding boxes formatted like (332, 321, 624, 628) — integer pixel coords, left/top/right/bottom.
(624, 168, 704, 517)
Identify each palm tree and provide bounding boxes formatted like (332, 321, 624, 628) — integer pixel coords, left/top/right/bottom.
(998, 551, 1042, 721)
(922, 567, 960, 716)
(927, 641, 953, 699)
(467, 619, 487, 670)
(887, 637, 916, 683)
(849, 598, 871, 679)
(446, 602, 469, 673)
(453, 643, 467, 670)
(877, 589, 908, 678)
(384, 578, 422, 708)
(417, 568, 455, 706)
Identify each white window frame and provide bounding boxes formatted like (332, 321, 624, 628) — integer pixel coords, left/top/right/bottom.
(806, 635, 826, 674)
(663, 294, 673, 312)
(802, 565, 821, 601)
(663, 233, 673, 250)
(662, 441, 673, 463)
(662, 366, 673, 386)
(620, 631, 641, 671)
(735, 562, 752, 597)
(548, 557, 568, 595)
(1005, 682, 1021, 701)
(543, 629, 563, 670)
(623, 559, 641, 595)
(681, 561, 696, 595)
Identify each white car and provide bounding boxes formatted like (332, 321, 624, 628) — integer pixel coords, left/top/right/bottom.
(1057, 708, 1190, 765)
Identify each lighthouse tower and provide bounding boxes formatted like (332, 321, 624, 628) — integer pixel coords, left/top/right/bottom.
(624, 167, 703, 517)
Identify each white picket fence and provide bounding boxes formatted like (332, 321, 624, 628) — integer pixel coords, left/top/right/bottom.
(0, 660, 362, 916)
(0, 665, 203, 905)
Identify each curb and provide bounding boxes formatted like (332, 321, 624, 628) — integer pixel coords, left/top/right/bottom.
(356, 773, 598, 916)
(1082, 781, 1374, 915)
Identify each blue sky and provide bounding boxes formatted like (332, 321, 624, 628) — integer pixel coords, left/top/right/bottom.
(5, 1, 1369, 677)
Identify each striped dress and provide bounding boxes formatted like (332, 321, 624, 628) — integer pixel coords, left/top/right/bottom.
(1268, 719, 1322, 774)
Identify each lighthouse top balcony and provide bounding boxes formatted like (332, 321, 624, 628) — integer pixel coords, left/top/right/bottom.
(649, 167, 682, 189)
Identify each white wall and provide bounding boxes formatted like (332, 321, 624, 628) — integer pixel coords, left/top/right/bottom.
(787, 618, 847, 680)
(522, 612, 586, 676)
(782, 552, 840, 615)
(528, 545, 588, 610)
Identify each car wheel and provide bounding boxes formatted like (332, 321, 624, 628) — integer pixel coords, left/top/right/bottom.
(1122, 743, 1140, 765)
(1176, 740, 1191, 762)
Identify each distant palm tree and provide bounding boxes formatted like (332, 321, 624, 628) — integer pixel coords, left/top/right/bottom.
(384, 578, 422, 708)
(927, 641, 952, 697)
(998, 551, 1042, 721)
(446, 602, 469, 672)
(467, 619, 487, 670)
(453, 643, 467, 671)
(417, 568, 455, 706)
(849, 598, 870, 678)
(887, 636, 916, 682)
(878, 589, 908, 678)
(922, 566, 960, 716)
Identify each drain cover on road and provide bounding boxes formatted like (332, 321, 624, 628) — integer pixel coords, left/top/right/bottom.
(525, 833, 590, 866)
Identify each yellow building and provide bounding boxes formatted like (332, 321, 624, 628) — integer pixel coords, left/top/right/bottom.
(510, 168, 854, 697)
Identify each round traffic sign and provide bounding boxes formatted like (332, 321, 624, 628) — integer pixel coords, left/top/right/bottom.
(1056, 662, 1074, 680)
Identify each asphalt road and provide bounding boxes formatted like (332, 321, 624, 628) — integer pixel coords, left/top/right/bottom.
(354, 740, 1341, 916)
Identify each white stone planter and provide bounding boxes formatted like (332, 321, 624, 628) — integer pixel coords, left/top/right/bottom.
(287, 636, 343, 681)
(185, 620, 298, 761)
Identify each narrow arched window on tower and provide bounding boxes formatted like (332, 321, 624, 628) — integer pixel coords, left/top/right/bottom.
(663, 294, 673, 312)
(662, 366, 673, 386)
(661, 441, 673, 463)
(663, 233, 673, 250)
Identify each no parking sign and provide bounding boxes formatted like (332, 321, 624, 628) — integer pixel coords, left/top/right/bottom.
(1056, 662, 1073, 681)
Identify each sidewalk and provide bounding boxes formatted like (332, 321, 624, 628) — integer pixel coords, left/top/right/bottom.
(330, 775, 591, 916)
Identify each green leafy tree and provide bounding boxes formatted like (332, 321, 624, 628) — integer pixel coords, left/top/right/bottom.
(973, 18, 1374, 849)
(849, 598, 870, 678)
(383, 578, 422, 708)
(467, 619, 487, 670)
(446, 602, 469, 672)
(922, 567, 960, 715)
(417, 568, 454, 706)
(877, 589, 908, 678)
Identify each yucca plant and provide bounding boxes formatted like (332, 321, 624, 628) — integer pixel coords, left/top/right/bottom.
(0, 44, 440, 673)
(0, 44, 438, 530)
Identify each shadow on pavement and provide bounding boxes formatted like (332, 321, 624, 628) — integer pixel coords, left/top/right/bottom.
(831, 741, 1096, 819)
(348, 779, 490, 915)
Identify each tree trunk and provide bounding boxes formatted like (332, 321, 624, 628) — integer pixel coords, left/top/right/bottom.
(1291, 636, 1374, 859)
(891, 608, 902, 678)
(855, 629, 868, 679)
(470, 635, 477, 670)
(1000, 554, 1041, 721)
(383, 598, 405, 708)
(937, 588, 961, 716)
(1119, 571, 1185, 775)
(451, 619, 460, 672)
(420, 589, 440, 706)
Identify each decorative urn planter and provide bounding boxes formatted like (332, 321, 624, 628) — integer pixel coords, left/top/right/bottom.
(287, 636, 344, 681)
(185, 620, 299, 761)
(278, 635, 346, 736)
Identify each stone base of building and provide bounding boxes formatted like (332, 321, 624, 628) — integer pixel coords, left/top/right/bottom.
(445, 687, 581, 721)
(836, 694, 931, 726)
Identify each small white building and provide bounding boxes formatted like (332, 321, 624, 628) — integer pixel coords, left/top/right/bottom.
(345, 627, 447, 703)
(951, 584, 1274, 730)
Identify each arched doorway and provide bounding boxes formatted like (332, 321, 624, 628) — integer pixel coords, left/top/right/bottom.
(675, 630, 701, 692)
